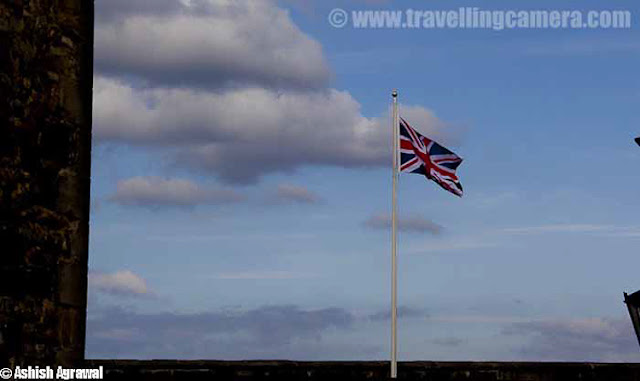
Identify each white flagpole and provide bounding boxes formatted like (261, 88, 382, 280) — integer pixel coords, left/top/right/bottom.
(390, 89, 399, 378)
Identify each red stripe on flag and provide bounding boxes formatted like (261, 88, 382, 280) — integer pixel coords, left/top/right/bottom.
(400, 157, 419, 171)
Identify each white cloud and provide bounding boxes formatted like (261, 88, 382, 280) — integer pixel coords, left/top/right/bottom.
(92, 0, 461, 184)
(94, 77, 454, 183)
(95, 0, 330, 89)
(89, 270, 150, 296)
(94, 77, 382, 148)
(109, 176, 245, 208)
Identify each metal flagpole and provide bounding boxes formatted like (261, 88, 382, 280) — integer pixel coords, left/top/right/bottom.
(391, 89, 399, 378)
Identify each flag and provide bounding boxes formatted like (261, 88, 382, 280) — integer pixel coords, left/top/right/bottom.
(399, 117, 464, 197)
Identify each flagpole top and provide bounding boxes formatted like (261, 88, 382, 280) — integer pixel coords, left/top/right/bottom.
(392, 89, 397, 98)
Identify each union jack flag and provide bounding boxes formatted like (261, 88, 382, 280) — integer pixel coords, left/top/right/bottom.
(399, 118, 464, 197)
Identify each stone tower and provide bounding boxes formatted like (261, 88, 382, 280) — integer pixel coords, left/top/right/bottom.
(0, 0, 93, 367)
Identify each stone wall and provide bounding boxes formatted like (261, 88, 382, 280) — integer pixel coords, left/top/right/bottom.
(86, 360, 640, 381)
(0, 0, 94, 368)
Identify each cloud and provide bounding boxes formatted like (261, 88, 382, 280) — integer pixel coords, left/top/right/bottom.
(363, 213, 443, 234)
(95, 0, 180, 22)
(94, 78, 388, 184)
(143, 232, 316, 243)
(502, 224, 640, 238)
(274, 184, 321, 204)
(502, 224, 613, 234)
(279, 0, 392, 14)
(86, 304, 355, 359)
(109, 176, 245, 208)
(95, 0, 330, 89)
(605, 228, 640, 238)
(89, 270, 151, 297)
(95, 78, 453, 184)
(368, 306, 428, 322)
(502, 317, 639, 361)
(212, 271, 318, 280)
(92, 0, 461, 184)
(431, 315, 536, 325)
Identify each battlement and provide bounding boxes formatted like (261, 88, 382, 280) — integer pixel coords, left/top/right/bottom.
(85, 360, 640, 380)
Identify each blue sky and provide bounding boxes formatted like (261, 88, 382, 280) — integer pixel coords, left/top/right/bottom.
(87, 0, 640, 361)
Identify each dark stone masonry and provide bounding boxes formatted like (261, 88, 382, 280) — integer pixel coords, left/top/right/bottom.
(0, 0, 94, 368)
(1, 1, 640, 380)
